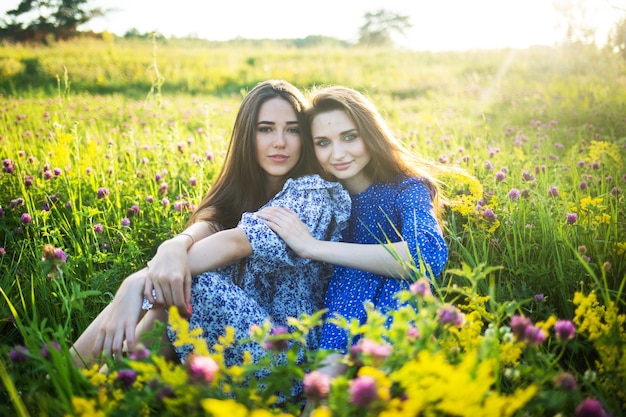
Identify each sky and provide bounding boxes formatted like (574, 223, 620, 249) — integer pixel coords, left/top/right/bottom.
(3, 0, 623, 50)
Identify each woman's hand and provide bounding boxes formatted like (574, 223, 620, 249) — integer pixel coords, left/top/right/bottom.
(145, 237, 192, 317)
(256, 206, 317, 258)
(91, 269, 147, 359)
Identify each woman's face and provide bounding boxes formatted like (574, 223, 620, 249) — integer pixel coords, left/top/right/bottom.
(311, 109, 372, 194)
(255, 97, 303, 190)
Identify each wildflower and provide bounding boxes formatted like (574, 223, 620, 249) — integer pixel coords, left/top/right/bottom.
(484, 161, 494, 170)
(534, 294, 544, 302)
(93, 223, 104, 234)
(510, 315, 531, 341)
(407, 326, 420, 339)
(567, 212, 578, 225)
(24, 176, 34, 187)
(206, 151, 214, 161)
(97, 187, 109, 199)
(507, 188, 520, 200)
(116, 369, 137, 387)
(437, 304, 465, 326)
(578, 245, 587, 254)
(9, 345, 29, 362)
(161, 198, 169, 206)
(21, 213, 32, 225)
(409, 278, 432, 298)
(482, 208, 497, 222)
(521, 188, 531, 198)
(264, 325, 290, 352)
(159, 182, 168, 194)
(127, 204, 140, 217)
(40, 341, 61, 360)
(610, 186, 622, 196)
(553, 372, 577, 391)
(129, 346, 150, 361)
(349, 376, 378, 408)
(146, 195, 154, 204)
(303, 370, 331, 401)
(189, 176, 197, 186)
(575, 398, 607, 417)
(524, 325, 546, 346)
(554, 320, 576, 341)
(522, 171, 535, 182)
(2, 158, 14, 173)
(53, 167, 62, 176)
(0, 206, 3, 217)
(495, 171, 506, 182)
(188, 355, 219, 383)
(42, 244, 67, 264)
(548, 185, 559, 197)
(155, 173, 162, 182)
(121, 218, 131, 227)
(580, 180, 588, 190)
(0, 247, 5, 255)
(358, 339, 393, 364)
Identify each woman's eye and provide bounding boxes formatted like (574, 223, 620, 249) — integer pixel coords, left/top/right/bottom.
(344, 134, 357, 141)
(315, 139, 330, 147)
(258, 126, 272, 133)
(287, 127, 300, 134)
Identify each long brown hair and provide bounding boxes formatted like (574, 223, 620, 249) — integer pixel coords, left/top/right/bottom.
(187, 80, 318, 229)
(305, 85, 446, 224)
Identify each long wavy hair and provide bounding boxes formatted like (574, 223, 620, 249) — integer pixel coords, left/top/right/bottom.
(305, 85, 447, 225)
(186, 80, 318, 229)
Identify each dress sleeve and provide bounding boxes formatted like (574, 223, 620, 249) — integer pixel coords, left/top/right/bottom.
(238, 175, 350, 267)
(397, 178, 448, 278)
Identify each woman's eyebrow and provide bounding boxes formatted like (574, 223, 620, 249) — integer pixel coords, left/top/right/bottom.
(314, 128, 357, 139)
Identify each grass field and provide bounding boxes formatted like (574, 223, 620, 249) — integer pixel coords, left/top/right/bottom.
(0, 38, 625, 416)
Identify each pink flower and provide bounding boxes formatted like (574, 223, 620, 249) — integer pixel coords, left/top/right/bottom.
(189, 176, 197, 186)
(358, 339, 392, 364)
(409, 278, 432, 298)
(188, 355, 219, 383)
(121, 218, 131, 227)
(349, 376, 378, 408)
(407, 326, 420, 339)
(20, 213, 32, 225)
(303, 370, 331, 401)
(263, 325, 290, 351)
(437, 304, 465, 326)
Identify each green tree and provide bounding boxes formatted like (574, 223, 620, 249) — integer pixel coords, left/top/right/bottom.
(1, 0, 104, 41)
(358, 9, 412, 46)
(608, 15, 626, 59)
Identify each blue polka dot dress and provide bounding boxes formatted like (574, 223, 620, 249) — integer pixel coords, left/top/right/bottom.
(168, 174, 351, 366)
(319, 176, 448, 352)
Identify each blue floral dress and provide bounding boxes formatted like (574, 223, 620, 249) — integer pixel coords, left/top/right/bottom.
(169, 174, 350, 365)
(319, 177, 448, 352)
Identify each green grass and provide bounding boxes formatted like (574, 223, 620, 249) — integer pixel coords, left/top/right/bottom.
(0, 37, 625, 416)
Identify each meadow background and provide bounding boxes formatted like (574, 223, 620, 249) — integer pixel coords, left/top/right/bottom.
(0, 37, 625, 416)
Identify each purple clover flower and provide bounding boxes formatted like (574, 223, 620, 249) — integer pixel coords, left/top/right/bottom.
(93, 223, 104, 234)
(263, 325, 290, 352)
(553, 372, 577, 391)
(548, 185, 559, 197)
(21, 213, 32, 225)
(554, 320, 576, 341)
(121, 217, 131, 227)
(97, 187, 110, 199)
(303, 370, 331, 401)
(116, 369, 137, 387)
(567, 212, 578, 225)
(507, 188, 520, 200)
(575, 398, 607, 417)
(482, 208, 497, 222)
(349, 376, 378, 408)
(9, 345, 29, 363)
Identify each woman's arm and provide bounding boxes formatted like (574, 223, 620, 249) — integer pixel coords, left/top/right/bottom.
(257, 207, 413, 279)
(186, 227, 253, 277)
(145, 221, 222, 315)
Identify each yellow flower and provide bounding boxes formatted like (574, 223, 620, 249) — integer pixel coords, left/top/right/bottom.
(310, 405, 332, 417)
(69, 397, 104, 417)
(201, 398, 248, 417)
